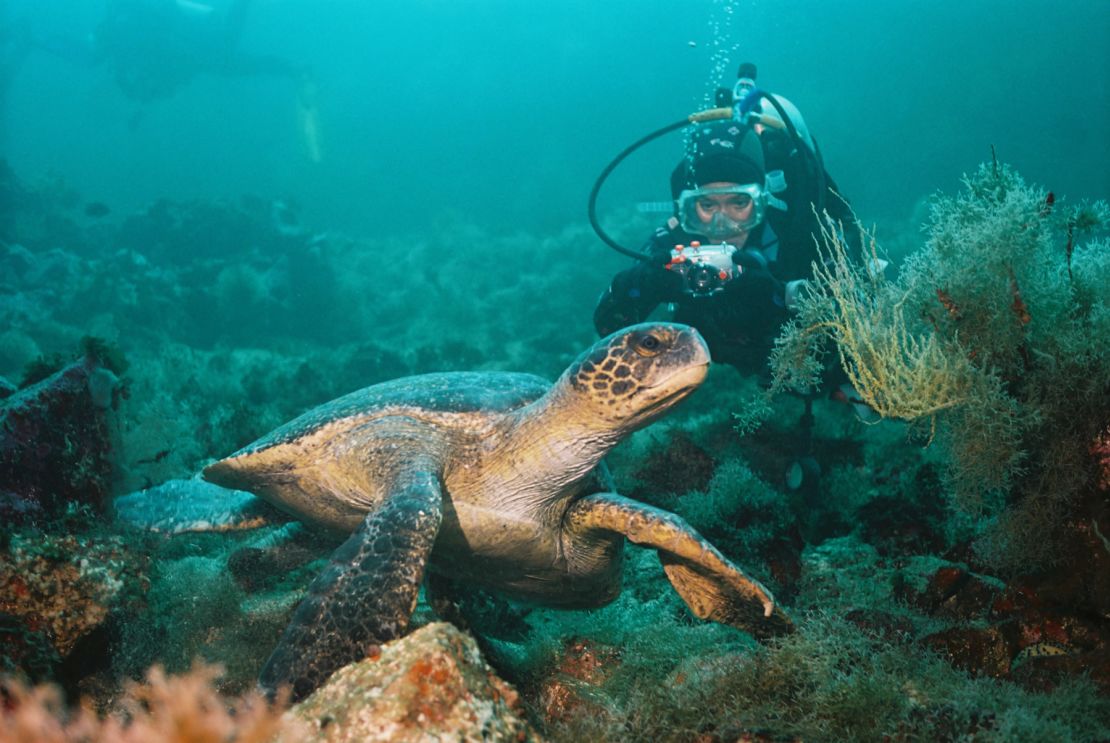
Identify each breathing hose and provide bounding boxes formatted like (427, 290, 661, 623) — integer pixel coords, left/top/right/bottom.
(587, 108, 734, 260)
(588, 93, 828, 259)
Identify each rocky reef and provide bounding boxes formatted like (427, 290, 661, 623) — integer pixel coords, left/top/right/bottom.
(284, 623, 536, 742)
(1, 161, 1108, 740)
(0, 354, 121, 525)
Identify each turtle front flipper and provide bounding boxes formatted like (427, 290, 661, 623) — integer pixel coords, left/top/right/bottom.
(259, 468, 443, 702)
(565, 492, 792, 638)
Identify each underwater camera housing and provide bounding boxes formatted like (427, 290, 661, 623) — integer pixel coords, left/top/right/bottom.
(665, 242, 738, 297)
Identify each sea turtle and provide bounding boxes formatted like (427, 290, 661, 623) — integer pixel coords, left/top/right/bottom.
(135, 323, 791, 700)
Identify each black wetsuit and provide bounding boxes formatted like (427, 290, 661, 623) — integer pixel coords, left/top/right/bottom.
(594, 221, 788, 377)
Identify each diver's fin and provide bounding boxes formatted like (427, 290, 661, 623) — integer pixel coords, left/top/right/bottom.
(297, 72, 322, 163)
(258, 466, 442, 702)
(566, 492, 792, 639)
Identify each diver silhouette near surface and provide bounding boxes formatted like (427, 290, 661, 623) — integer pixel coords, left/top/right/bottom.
(91, 0, 302, 103)
(4, 0, 322, 155)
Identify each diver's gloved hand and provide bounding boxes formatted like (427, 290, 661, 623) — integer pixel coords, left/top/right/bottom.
(725, 249, 780, 306)
(784, 279, 809, 311)
(605, 257, 683, 306)
(731, 247, 769, 273)
(638, 251, 685, 301)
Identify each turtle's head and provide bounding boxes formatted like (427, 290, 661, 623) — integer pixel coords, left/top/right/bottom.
(564, 323, 710, 430)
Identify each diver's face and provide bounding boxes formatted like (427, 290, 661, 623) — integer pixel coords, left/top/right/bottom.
(693, 181, 755, 244)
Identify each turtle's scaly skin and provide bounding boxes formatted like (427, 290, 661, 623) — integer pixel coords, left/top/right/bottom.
(202, 323, 791, 700)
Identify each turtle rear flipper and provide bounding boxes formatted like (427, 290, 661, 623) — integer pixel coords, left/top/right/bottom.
(114, 478, 290, 534)
(566, 492, 792, 638)
(259, 467, 443, 702)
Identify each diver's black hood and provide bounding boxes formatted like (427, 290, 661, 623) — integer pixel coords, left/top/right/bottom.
(670, 120, 766, 199)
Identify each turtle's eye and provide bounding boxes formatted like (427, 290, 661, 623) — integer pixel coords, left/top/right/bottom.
(634, 333, 663, 357)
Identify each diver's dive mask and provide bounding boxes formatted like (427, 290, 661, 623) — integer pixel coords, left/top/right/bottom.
(676, 183, 767, 241)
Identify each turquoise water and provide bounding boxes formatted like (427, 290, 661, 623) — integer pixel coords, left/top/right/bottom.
(5, 0, 1107, 235)
(1, 2, 1109, 739)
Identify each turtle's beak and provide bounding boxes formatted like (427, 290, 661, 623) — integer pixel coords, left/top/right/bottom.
(664, 360, 710, 391)
(649, 327, 711, 392)
(636, 355, 709, 424)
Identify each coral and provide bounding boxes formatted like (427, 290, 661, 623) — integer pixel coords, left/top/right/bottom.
(771, 211, 1027, 508)
(6, 154, 1109, 741)
(0, 663, 292, 743)
(532, 637, 621, 724)
(779, 217, 990, 423)
(772, 162, 1110, 571)
(282, 623, 536, 742)
(0, 530, 148, 683)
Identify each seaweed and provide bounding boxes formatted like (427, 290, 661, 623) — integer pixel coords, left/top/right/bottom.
(771, 161, 1110, 573)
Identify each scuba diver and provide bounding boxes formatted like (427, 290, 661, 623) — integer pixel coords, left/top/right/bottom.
(591, 62, 858, 378)
(21, 0, 321, 158)
(589, 63, 865, 490)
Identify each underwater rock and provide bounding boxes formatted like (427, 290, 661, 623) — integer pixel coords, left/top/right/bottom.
(920, 626, 1012, 679)
(999, 606, 1107, 658)
(842, 608, 914, 644)
(1093, 424, 1110, 493)
(114, 478, 281, 535)
(632, 431, 717, 499)
(282, 622, 535, 742)
(227, 540, 320, 595)
(0, 377, 15, 399)
(0, 531, 147, 673)
(968, 491, 1110, 639)
(901, 566, 1002, 621)
(987, 581, 1043, 618)
(910, 563, 1110, 692)
(0, 356, 119, 523)
(920, 602, 1110, 692)
(1010, 648, 1110, 695)
(0, 612, 61, 684)
(856, 493, 946, 557)
(1024, 512, 1110, 620)
(535, 636, 621, 724)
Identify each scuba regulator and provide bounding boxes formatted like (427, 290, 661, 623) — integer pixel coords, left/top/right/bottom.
(587, 62, 829, 262)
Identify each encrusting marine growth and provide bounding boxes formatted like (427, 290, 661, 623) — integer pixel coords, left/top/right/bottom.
(771, 160, 1109, 572)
